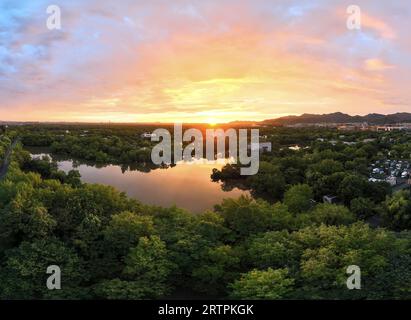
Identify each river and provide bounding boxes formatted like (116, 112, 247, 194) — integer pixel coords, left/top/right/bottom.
(27, 148, 249, 213)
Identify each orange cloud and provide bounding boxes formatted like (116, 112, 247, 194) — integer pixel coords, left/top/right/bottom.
(361, 13, 396, 39)
(364, 58, 395, 71)
(1, 1, 410, 123)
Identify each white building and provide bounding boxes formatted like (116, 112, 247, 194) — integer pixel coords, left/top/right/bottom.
(323, 195, 339, 204)
(386, 176, 397, 186)
(250, 142, 272, 153)
(289, 145, 301, 151)
(141, 132, 157, 139)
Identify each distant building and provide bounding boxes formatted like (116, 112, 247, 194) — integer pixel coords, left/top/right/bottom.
(337, 123, 368, 131)
(141, 132, 157, 139)
(323, 195, 339, 204)
(250, 142, 272, 153)
(329, 140, 337, 146)
(376, 125, 406, 132)
(289, 145, 301, 151)
(260, 142, 272, 152)
(385, 176, 397, 186)
(338, 125, 357, 131)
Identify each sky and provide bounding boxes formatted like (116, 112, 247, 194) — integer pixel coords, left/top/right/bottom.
(0, 0, 410, 123)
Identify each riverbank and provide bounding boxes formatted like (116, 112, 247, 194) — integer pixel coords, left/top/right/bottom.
(0, 138, 19, 180)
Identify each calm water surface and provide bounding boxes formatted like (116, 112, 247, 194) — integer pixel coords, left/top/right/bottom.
(28, 148, 249, 213)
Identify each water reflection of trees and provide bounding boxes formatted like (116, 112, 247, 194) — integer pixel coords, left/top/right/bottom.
(69, 158, 173, 174)
(26, 149, 176, 174)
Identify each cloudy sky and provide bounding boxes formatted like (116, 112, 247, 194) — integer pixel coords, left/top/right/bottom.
(1, 0, 410, 123)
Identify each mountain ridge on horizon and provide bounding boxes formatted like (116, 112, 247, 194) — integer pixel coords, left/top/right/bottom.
(259, 111, 411, 126)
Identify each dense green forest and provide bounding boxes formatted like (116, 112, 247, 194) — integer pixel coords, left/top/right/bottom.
(211, 129, 411, 230)
(0, 126, 410, 299)
(18, 124, 157, 165)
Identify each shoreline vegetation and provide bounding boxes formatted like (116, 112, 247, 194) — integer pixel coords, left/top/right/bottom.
(0, 125, 410, 299)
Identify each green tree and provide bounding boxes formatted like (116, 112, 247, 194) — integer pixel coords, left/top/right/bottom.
(337, 175, 367, 204)
(215, 196, 290, 240)
(66, 170, 82, 187)
(0, 239, 85, 299)
(249, 162, 286, 201)
(246, 230, 299, 270)
(96, 236, 174, 299)
(383, 190, 411, 231)
(0, 184, 56, 247)
(104, 211, 155, 256)
(230, 268, 294, 299)
(192, 245, 242, 295)
(307, 203, 355, 226)
(95, 278, 153, 300)
(123, 236, 173, 282)
(350, 197, 377, 220)
(309, 159, 344, 176)
(283, 184, 313, 214)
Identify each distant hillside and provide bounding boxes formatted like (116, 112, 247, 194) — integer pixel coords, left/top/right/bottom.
(261, 112, 411, 125)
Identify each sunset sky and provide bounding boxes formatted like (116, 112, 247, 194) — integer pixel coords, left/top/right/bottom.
(1, 0, 410, 123)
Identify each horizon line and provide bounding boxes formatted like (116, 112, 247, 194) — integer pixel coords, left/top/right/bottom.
(1, 110, 411, 125)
